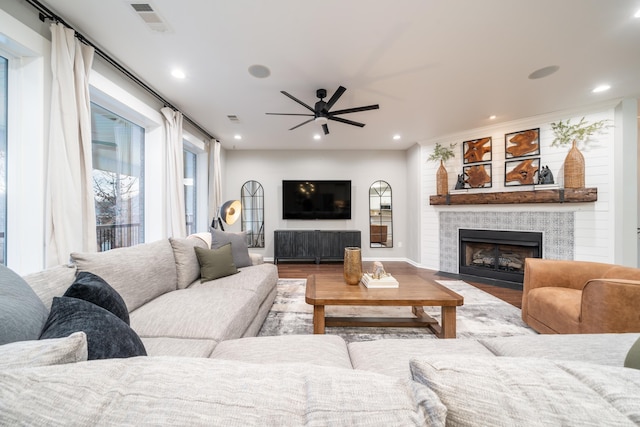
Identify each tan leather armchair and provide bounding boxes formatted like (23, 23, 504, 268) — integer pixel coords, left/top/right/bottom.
(522, 258, 640, 334)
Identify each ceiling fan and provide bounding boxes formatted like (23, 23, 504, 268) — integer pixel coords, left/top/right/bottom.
(266, 86, 379, 135)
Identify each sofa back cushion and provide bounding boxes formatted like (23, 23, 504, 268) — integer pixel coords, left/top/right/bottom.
(170, 237, 208, 289)
(0, 265, 48, 345)
(71, 239, 177, 312)
(23, 264, 77, 311)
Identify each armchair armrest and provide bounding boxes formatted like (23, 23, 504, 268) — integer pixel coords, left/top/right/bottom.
(581, 278, 640, 333)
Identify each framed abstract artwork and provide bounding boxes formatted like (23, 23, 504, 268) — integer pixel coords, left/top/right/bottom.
(505, 128, 540, 159)
(461, 164, 492, 189)
(505, 157, 540, 186)
(463, 137, 492, 164)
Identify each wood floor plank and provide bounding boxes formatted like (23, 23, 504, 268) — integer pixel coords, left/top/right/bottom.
(276, 261, 523, 308)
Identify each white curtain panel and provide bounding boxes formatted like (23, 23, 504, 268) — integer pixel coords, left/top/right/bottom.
(208, 140, 222, 228)
(161, 107, 187, 238)
(45, 23, 97, 267)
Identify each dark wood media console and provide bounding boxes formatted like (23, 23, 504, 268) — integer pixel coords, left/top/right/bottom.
(274, 230, 361, 264)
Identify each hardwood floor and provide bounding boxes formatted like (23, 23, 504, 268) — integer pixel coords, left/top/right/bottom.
(276, 261, 523, 309)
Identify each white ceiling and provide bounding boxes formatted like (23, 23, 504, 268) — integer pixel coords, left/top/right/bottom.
(41, 0, 640, 150)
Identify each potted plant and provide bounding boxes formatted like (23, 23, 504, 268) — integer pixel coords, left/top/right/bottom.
(428, 143, 457, 195)
(550, 117, 611, 188)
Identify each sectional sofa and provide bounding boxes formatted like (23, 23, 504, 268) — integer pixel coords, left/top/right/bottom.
(1, 232, 640, 425)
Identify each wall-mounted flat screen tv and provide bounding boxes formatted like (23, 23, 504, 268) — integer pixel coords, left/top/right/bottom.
(282, 180, 351, 220)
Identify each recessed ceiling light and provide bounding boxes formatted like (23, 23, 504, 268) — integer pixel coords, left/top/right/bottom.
(528, 65, 560, 80)
(171, 69, 186, 79)
(489, 115, 497, 120)
(313, 134, 321, 140)
(634, 9, 640, 18)
(592, 84, 611, 93)
(234, 134, 242, 140)
(393, 134, 401, 140)
(248, 64, 271, 78)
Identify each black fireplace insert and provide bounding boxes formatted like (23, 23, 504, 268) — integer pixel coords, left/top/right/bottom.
(459, 229, 542, 285)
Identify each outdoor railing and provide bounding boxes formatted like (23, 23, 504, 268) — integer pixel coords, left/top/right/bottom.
(97, 222, 194, 252)
(97, 223, 141, 252)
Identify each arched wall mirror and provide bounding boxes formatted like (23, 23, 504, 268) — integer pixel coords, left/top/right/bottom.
(241, 180, 264, 248)
(369, 180, 393, 248)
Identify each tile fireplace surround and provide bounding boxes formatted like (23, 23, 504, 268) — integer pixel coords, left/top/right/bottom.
(439, 211, 574, 274)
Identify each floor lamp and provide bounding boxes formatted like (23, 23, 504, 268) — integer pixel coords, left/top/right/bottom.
(212, 200, 241, 231)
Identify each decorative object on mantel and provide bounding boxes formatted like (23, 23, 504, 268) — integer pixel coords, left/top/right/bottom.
(505, 128, 540, 158)
(538, 166, 555, 184)
(505, 158, 539, 186)
(550, 117, 611, 189)
(463, 164, 492, 188)
(427, 142, 457, 196)
(454, 174, 465, 190)
(463, 137, 492, 164)
(429, 187, 597, 205)
(343, 247, 363, 285)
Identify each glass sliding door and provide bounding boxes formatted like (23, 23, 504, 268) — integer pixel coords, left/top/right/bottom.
(183, 148, 197, 235)
(0, 56, 7, 264)
(91, 103, 145, 251)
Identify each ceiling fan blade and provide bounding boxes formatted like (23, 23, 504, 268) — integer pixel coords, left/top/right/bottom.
(322, 124, 330, 135)
(289, 118, 315, 131)
(330, 104, 380, 115)
(281, 91, 315, 112)
(325, 86, 346, 111)
(328, 116, 365, 128)
(266, 113, 314, 116)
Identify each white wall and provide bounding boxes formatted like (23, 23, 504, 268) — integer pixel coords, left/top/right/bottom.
(420, 100, 638, 270)
(224, 150, 408, 261)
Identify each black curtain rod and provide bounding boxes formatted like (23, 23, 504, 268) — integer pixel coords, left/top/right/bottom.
(25, 0, 216, 141)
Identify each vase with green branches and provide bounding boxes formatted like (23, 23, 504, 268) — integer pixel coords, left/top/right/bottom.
(550, 117, 611, 188)
(428, 143, 457, 195)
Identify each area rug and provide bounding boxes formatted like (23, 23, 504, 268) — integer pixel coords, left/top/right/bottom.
(257, 278, 536, 343)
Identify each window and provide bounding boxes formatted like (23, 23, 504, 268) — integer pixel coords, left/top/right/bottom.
(91, 103, 145, 251)
(183, 148, 197, 235)
(0, 56, 6, 263)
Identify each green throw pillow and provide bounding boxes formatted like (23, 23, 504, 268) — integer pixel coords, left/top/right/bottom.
(194, 244, 238, 282)
(624, 337, 640, 370)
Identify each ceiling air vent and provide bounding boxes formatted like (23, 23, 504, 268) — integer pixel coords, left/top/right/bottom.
(227, 115, 240, 123)
(127, 2, 172, 33)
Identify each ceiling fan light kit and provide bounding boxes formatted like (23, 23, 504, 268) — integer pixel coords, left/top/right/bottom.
(266, 86, 379, 135)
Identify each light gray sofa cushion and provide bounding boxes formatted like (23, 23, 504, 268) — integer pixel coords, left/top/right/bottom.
(410, 355, 640, 426)
(479, 333, 640, 366)
(189, 263, 278, 303)
(71, 239, 177, 312)
(0, 265, 49, 345)
(23, 264, 77, 311)
(140, 337, 217, 358)
(211, 335, 353, 369)
(130, 287, 260, 341)
(0, 357, 447, 426)
(0, 332, 87, 369)
(348, 338, 495, 379)
(169, 237, 207, 289)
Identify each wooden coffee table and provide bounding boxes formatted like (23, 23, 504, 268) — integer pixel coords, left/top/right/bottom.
(305, 274, 464, 338)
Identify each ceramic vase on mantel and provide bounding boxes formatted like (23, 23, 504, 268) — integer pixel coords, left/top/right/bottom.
(563, 140, 585, 189)
(436, 160, 449, 195)
(343, 247, 363, 285)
